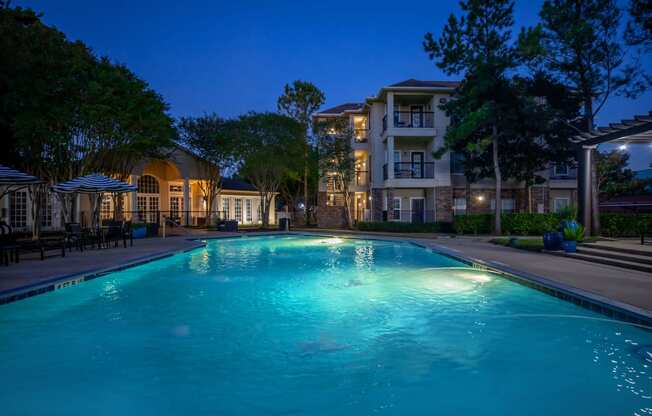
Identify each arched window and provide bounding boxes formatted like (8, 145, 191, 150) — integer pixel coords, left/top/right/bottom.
(138, 175, 159, 194)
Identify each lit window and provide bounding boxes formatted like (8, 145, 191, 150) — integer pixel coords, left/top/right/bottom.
(392, 197, 401, 221)
(453, 197, 467, 215)
(245, 199, 252, 223)
(137, 175, 159, 194)
(169, 184, 183, 193)
(234, 199, 243, 222)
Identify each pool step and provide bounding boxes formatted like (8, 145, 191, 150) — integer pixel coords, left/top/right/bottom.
(549, 250, 652, 274)
(582, 243, 652, 258)
(576, 246, 652, 266)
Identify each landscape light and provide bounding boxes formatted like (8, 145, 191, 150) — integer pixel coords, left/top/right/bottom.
(619, 144, 628, 151)
(476, 195, 484, 201)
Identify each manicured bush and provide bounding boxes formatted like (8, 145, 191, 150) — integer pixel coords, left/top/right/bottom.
(454, 213, 561, 235)
(600, 213, 652, 237)
(501, 213, 561, 236)
(356, 221, 454, 233)
(453, 214, 493, 234)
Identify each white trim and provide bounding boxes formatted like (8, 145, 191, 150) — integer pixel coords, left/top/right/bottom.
(391, 197, 401, 222)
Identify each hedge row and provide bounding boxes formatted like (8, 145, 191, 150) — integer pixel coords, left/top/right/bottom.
(600, 213, 652, 238)
(357, 221, 454, 233)
(359, 213, 651, 237)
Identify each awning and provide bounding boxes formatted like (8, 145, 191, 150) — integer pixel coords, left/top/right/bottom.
(0, 165, 43, 185)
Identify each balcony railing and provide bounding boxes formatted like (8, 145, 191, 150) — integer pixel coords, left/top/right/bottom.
(382, 162, 435, 180)
(354, 129, 368, 143)
(383, 209, 436, 223)
(393, 111, 434, 128)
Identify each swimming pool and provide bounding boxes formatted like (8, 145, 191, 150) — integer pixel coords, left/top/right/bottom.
(1, 235, 651, 415)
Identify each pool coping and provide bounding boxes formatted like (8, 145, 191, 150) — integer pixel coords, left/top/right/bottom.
(2, 231, 651, 328)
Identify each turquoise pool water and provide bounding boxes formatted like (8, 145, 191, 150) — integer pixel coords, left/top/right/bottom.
(1, 235, 651, 415)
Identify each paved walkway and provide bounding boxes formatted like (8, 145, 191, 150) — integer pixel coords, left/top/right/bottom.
(0, 233, 234, 294)
(300, 229, 652, 315)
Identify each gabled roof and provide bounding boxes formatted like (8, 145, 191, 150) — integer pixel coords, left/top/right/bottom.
(222, 178, 257, 192)
(316, 103, 365, 116)
(389, 79, 460, 88)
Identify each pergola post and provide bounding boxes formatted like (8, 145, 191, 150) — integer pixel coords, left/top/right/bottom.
(577, 145, 594, 235)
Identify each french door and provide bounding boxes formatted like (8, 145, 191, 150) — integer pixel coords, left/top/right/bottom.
(411, 152, 424, 178)
(411, 198, 425, 224)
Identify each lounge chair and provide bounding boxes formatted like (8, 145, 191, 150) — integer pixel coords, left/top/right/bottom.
(64, 223, 86, 252)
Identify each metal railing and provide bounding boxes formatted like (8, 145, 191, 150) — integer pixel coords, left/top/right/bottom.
(384, 209, 436, 223)
(99, 210, 227, 226)
(393, 111, 434, 128)
(382, 162, 435, 180)
(354, 129, 368, 143)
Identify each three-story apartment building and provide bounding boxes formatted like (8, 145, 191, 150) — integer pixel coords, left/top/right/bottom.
(314, 79, 577, 228)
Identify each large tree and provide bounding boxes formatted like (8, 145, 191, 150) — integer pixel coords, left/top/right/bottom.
(277, 80, 325, 223)
(626, 0, 652, 49)
(0, 5, 174, 230)
(424, 0, 519, 234)
(232, 113, 305, 228)
(315, 118, 356, 228)
(596, 149, 635, 198)
(177, 115, 237, 224)
(520, 0, 650, 234)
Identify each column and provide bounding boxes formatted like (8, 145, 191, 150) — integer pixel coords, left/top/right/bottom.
(182, 177, 190, 225)
(387, 92, 394, 129)
(129, 175, 139, 222)
(577, 146, 593, 235)
(387, 136, 395, 180)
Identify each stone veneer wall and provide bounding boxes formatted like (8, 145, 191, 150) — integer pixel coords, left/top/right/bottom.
(316, 191, 348, 229)
(371, 188, 383, 221)
(435, 186, 453, 222)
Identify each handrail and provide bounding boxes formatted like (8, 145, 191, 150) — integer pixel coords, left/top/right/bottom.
(393, 111, 434, 128)
(383, 162, 435, 179)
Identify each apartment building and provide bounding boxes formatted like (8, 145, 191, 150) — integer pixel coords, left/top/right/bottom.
(313, 79, 577, 228)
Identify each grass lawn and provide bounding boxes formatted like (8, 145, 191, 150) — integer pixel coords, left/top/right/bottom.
(490, 237, 544, 251)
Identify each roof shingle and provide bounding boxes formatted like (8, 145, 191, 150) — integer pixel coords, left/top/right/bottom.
(389, 79, 460, 88)
(316, 103, 364, 115)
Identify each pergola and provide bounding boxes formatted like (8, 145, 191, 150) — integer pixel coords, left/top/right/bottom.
(569, 111, 652, 235)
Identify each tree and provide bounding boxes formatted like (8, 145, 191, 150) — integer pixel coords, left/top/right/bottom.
(277, 80, 325, 224)
(233, 113, 305, 228)
(315, 118, 356, 228)
(424, 0, 519, 234)
(0, 5, 174, 231)
(520, 0, 650, 234)
(626, 0, 652, 49)
(596, 149, 635, 197)
(177, 115, 237, 224)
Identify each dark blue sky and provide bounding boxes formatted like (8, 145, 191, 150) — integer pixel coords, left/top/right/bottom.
(19, 0, 652, 169)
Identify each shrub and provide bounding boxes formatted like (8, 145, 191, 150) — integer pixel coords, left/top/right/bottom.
(563, 224, 585, 241)
(501, 213, 561, 236)
(600, 213, 652, 237)
(356, 221, 454, 233)
(453, 214, 493, 234)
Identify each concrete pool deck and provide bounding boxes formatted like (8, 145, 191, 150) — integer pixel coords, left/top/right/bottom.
(1, 230, 651, 321)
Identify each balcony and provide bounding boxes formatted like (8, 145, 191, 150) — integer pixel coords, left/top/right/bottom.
(355, 170, 369, 186)
(383, 112, 434, 132)
(354, 129, 368, 143)
(382, 162, 435, 180)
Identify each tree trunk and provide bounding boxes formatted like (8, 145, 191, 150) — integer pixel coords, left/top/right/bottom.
(527, 184, 532, 213)
(343, 187, 353, 229)
(304, 144, 309, 225)
(492, 127, 502, 235)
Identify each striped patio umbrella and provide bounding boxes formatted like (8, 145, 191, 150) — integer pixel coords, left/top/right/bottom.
(52, 173, 136, 194)
(0, 165, 43, 185)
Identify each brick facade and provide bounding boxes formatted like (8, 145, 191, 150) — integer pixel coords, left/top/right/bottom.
(435, 186, 452, 222)
(372, 188, 383, 221)
(316, 191, 348, 229)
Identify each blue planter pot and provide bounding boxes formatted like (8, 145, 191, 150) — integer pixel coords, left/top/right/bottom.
(561, 240, 577, 253)
(543, 231, 563, 250)
(133, 227, 147, 239)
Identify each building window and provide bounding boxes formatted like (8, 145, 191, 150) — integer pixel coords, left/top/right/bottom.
(491, 198, 515, 213)
(257, 201, 262, 222)
(553, 163, 569, 177)
(453, 197, 467, 215)
(245, 199, 252, 223)
(451, 152, 466, 175)
(101, 195, 113, 220)
(392, 197, 401, 221)
(40, 193, 53, 227)
(169, 196, 183, 218)
(169, 184, 183, 193)
(222, 198, 230, 219)
(137, 175, 159, 194)
(234, 199, 243, 222)
(554, 198, 570, 213)
(10, 191, 27, 228)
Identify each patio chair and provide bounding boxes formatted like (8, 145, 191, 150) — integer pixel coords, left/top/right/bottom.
(121, 221, 134, 248)
(64, 223, 86, 252)
(0, 221, 20, 265)
(101, 220, 123, 248)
